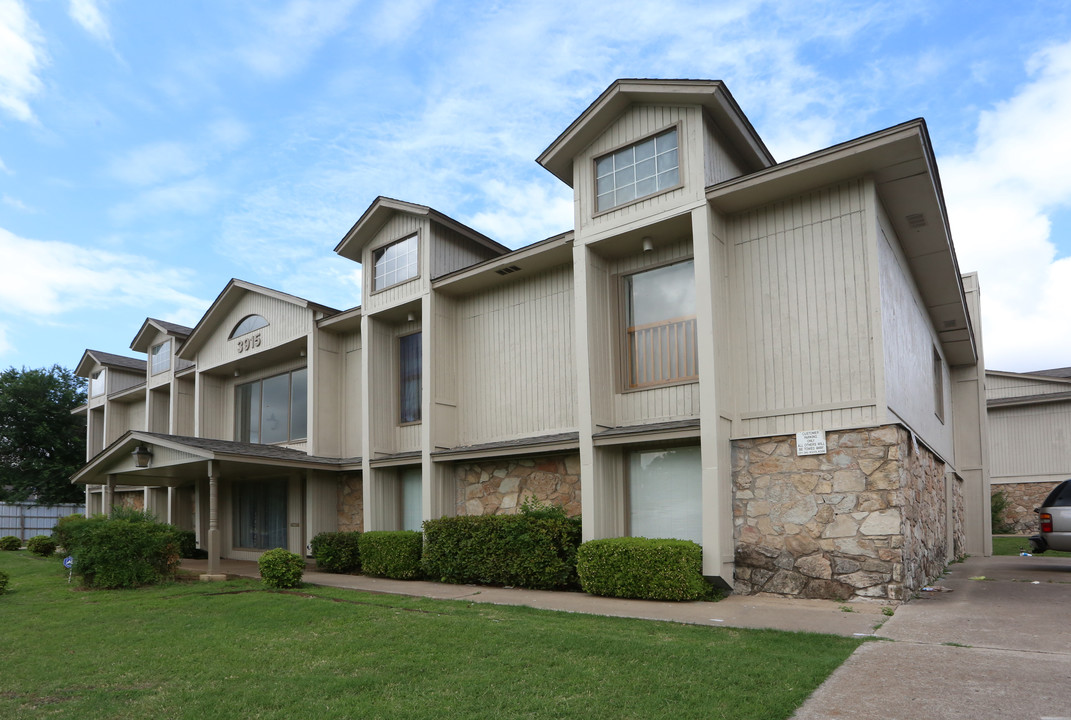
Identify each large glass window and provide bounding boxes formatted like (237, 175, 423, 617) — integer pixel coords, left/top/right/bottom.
(628, 446, 702, 544)
(399, 332, 421, 424)
(400, 467, 422, 532)
(233, 479, 288, 550)
(595, 128, 679, 212)
(624, 259, 697, 388)
(235, 368, 308, 444)
(89, 369, 106, 397)
(374, 234, 419, 290)
(150, 340, 171, 375)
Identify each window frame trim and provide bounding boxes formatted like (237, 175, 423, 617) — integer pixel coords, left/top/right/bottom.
(397, 330, 422, 426)
(591, 123, 684, 218)
(370, 232, 422, 295)
(233, 366, 309, 445)
(614, 255, 700, 394)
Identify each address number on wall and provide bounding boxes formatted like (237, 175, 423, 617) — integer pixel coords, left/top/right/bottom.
(236, 333, 262, 353)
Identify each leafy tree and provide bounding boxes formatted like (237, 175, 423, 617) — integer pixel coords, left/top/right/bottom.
(0, 366, 87, 504)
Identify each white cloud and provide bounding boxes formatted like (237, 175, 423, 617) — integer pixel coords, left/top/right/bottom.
(0, 0, 46, 122)
(0, 155, 11, 174)
(68, 0, 111, 45)
(236, 0, 358, 78)
(109, 141, 204, 185)
(2, 193, 30, 211)
(0, 226, 206, 319)
(942, 39, 1071, 371)
(109, 176, 221, 222)
(467, 180, 573, 248)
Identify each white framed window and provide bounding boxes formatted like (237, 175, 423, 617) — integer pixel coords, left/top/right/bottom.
(399, 332, 421, 424)
(373, 234, 419, 291)
(623, 259, 697, 389)
(933, 346, 945, 423)
(150, 340, 171, 375)
(399, 467, 422, 532)
(230, 315, 269, 339)
(235, 368, 308, 444)
(595, 128, 679, 213)
(628, 445, 702, 544)
(89, 369, 106, 397)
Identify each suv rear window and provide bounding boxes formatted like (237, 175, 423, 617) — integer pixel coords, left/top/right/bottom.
(1041, 480, 1071, 508)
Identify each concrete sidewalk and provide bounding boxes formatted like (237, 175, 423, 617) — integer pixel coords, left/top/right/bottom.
(180, 557, 886, 637)
(792, 554, 1071, 720)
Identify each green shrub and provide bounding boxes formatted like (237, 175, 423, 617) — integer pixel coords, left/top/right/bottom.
(359, 531, 423, 579)
(68, 513, 183, 589)
(0, 536, 21, 551)
(174, 529, 200, 558)
(991, 489, 1013, 534)
(577, 537, 710, 601)
(0, 569, 8, 595)
(310, 531, 361, 573)
(51, 513, 86, 551)
(26, 535, 56, 557)
(258, 548, 304, 589)
(422, 504, 582, 590)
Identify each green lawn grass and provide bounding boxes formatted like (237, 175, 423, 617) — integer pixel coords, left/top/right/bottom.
(0, 551, 860, 720)
(992, 535, 1071, 558)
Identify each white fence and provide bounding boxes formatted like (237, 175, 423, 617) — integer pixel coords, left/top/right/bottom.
(0, 502, 84, 542)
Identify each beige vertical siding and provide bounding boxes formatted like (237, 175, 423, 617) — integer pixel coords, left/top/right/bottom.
(199, 374, 225, 440)
(364, 214, 427, 314)
(703, 115, 747, 186)
(430, 224, 500, 279)
(366, 317, 396, 456)
(876, 198, 954, 460)
(576, 105, 704, 239)
(729, 180, 879, 437)
(174, 376, 195, 436)
(608, 237, 700, 425)
(312, 329, 342, 457)
(585, 250, 614, 427)
(989, 401, 1071, 482)
(108, 369, 144, 395)
(430, 294, 459, 450)
(305, 471, 338, 545)
(197, 293, 313, 373)
(456, 264, 576, 444)
(986, 374, 1071, 400)
(149, 388, 170, 433)
(341, 331, 363, 458)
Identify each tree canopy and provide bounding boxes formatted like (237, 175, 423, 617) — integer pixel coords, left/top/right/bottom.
(0, 366, 87, 505)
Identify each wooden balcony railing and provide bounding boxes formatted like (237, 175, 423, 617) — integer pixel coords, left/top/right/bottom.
(626, 315, 698, 388)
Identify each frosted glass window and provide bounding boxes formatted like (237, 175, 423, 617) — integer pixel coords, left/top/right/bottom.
(89, 369, 106, 397)
(373, 234, 419, 290)
(400, 467, 423, 532)
(596, 128, 679, 212)
(628, 446, 702, 543)
(150, 340, 171, 375)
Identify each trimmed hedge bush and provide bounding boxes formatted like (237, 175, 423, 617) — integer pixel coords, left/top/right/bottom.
(359, 531, 423, 579)
(422, 505, 582, 590)
(26, 535, 56, 557)
(0, 569, 8, 595)
(576, 537, 710, 601)
(0, 536, 20, 551)
(258, 548, 305, 588)
(65, 509, 184, 589)
(310, 531, 361, 573)
(51, 513, 85, 551)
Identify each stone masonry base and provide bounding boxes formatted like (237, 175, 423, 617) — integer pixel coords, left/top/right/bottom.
(733, 425, 959, 602)
(993, 481, 1060, 535)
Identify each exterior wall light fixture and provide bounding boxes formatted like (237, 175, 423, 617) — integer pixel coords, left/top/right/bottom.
(132, 444, 153, 468)
(641, 236, 654, 253)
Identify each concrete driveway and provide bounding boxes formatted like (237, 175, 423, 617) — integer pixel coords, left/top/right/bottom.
(793, 554, 1071, 720)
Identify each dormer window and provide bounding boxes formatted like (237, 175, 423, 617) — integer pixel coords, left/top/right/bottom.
(150, 340, 171, 375)
(230, 315, 269, 339)
(595, 127, 679, 213)
(89, 369, 106, 397)
(373, 234, 419, 290)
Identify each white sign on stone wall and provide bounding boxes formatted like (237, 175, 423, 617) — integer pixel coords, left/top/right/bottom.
(795, 430, 827, 456)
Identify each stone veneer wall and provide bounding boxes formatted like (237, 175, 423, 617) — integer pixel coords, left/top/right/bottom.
(113, 490, 145, 512)
(337, 474, 363, 532)
(993, 481, 1059, 535)
(455, 453, 581, 517)
(733, 425, 953, 602)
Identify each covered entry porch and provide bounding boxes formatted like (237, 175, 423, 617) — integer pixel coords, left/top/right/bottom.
(72, 431, 358, 578)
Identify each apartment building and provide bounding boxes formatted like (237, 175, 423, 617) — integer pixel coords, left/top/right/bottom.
(72, 79, 990, 600)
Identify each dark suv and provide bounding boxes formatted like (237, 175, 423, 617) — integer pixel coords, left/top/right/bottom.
(1029, 479, 1071, 553)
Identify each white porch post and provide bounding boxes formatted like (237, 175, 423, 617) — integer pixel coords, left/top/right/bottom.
(201, 460, 226, 581)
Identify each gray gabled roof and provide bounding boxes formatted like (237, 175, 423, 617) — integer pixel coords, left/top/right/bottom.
(1031, 366, 1071, 379)
(75, 349, 147, 377)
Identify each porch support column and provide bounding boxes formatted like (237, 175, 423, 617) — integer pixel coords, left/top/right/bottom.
(200, 460, 226, 581)
(104, 475, 115, 517)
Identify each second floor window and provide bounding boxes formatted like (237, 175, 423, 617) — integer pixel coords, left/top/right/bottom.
(399, 332, 421, 424)
(374, 234, 419, 290)
(624, 259, 697, 389)
(595, 128, 679, 213)
(151, 340, 171, 375)
(89, 369, 106, 397)
(235, 368, 308, 444)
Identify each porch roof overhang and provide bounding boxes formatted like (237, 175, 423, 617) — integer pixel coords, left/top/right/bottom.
(706, 119, 977, 367)
(72, 431, 353, 488)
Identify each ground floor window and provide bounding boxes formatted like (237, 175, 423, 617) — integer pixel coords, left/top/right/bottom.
(233, 479, 288, 549)
(628, 445, 702, 544)
(399, 467, 422, 531)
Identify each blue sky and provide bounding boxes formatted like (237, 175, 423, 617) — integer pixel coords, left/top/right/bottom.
(1, 0, 1070, 373)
